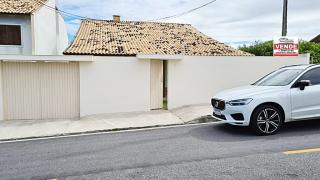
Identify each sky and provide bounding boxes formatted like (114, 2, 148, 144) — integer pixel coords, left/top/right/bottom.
(58, 0, 320, 47)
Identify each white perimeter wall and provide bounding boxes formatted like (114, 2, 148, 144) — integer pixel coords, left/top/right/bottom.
(167, 55, 310, 109)
(0, 54, 310, 120)
(32, 0, 68, 55)
(79, 56, 150, 117)
(0, 14, 32, 55)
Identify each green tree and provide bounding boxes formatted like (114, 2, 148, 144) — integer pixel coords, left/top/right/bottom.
(239, 40, 320, 63)
(239, 41, 273, 56)
(299, 41, 320, 63)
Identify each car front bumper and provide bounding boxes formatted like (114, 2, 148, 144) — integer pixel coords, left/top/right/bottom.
(212, 104, 253, 126)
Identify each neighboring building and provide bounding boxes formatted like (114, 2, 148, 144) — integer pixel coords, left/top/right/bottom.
(310, 34, 320, 43)
(0, 0, 68, 55)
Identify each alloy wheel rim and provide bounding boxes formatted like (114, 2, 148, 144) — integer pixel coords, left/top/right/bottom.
(257, 108, 281, 134)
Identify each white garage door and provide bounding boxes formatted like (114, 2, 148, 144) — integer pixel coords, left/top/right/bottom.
(2, 62, 80, 120)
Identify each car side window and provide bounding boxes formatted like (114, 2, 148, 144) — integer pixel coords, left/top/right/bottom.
(298, 67, 320, 85)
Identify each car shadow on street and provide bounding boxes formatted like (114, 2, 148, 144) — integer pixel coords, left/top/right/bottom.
(190, 119, 320, 142)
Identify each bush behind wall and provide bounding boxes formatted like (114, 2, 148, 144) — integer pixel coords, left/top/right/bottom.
(239, 40, 320, 63)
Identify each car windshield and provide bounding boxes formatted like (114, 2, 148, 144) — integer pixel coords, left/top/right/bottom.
(253, 68, 304, 86)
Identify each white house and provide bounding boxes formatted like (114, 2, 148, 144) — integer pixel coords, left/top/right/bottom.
(0, 16, 309, 121)
(0, 0, 68, 55)
(62, 16, 308, 117)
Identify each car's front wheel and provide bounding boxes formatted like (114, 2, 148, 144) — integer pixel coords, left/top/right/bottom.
(250, 105, 283, 135)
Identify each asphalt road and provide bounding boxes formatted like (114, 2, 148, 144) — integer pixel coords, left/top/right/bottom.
(2, 120, 320, 180)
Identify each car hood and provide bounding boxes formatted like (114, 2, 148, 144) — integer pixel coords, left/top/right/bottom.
(213, 85, 285, 101)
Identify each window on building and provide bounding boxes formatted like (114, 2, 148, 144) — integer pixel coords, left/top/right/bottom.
(0, 25, 22, 45)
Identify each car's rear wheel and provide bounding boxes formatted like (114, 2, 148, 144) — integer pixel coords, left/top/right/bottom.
(250, 105, 283, 135)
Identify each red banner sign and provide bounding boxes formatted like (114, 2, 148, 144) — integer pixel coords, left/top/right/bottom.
(273, 37, 299, 56)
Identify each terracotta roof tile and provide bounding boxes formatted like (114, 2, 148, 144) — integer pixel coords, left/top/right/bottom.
(0, 0, 47, 14)
(64, 19, 252, 56)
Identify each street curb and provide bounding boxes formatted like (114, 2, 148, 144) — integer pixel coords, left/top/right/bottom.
(0, 120, 222, 143)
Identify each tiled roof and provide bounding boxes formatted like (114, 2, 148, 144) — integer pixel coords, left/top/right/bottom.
(311, 34, 320, 43)
(0, 0, 47, 14)
(64, 20, 252, 56)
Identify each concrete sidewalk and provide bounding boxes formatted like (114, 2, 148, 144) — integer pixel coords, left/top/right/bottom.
(0, 104, 212, 141)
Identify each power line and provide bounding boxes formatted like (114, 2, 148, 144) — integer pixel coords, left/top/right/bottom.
(35, 0, 93, 20)
(148, 0, 218, 21)
(35, 0, 218, 22)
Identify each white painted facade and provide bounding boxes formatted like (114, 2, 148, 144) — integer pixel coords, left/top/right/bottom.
(0, 54, 310, 120)
(31, 0, 68, 55)
(0, 0, 68, 55)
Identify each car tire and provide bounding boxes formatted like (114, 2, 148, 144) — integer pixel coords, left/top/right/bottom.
(250, 104, 284, 135)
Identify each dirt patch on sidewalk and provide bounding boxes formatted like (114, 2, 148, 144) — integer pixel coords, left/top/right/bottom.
(188, 115, 218, 124)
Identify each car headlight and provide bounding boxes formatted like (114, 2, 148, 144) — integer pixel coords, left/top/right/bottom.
(226, 98, 253, 106)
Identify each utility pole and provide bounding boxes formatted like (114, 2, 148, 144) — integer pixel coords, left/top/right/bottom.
(282, 0, 288, 36)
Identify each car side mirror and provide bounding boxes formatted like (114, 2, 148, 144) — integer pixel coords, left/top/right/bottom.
(295, 80, 311, 90)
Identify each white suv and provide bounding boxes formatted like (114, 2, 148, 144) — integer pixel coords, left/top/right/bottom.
(211, 64, 320, 135)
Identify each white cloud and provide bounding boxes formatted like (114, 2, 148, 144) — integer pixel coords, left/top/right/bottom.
(59, 0, 320, 46)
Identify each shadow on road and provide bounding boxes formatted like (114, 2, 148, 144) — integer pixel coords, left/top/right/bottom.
(190, 119, 320, 142)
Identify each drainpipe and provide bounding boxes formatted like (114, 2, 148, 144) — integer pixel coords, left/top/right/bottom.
(31, 14, 36, 55)
(55, 0, 59, 55)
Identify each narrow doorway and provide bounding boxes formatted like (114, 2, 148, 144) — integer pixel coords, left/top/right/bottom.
(163, 60, 168, 110)
(150, 60, 167, 110)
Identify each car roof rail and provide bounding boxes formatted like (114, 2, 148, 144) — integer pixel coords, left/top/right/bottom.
(280, 64, 315, 69)
(309, 64, 320, 68)
(280, 64, 307, 69)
